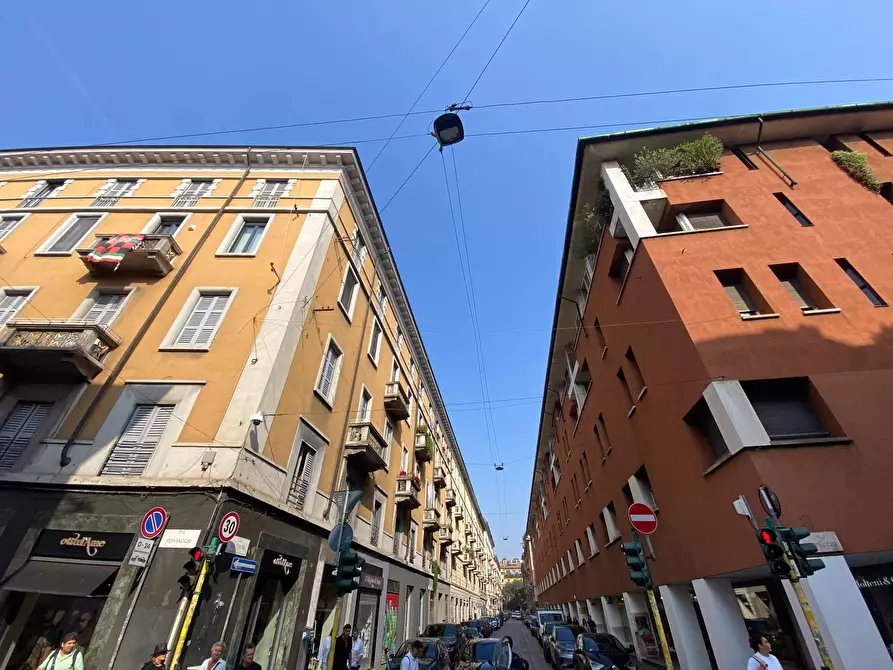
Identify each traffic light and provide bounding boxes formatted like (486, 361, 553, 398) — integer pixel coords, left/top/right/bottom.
(335, 549, 366, 596)
(178, 546, 204, 596)
(757, 528, 790, 578)
(780, 527, 825, 577)
(620, 538, 651, 588)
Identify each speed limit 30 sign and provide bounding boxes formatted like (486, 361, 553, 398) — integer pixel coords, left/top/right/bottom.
(218, 511, 240, 542)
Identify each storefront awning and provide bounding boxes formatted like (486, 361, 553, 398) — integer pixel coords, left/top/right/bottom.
(2, 560, 119, 597)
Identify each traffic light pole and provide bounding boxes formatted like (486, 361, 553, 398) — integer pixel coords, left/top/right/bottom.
(169, 557, 211, 670)
(645, 587, 673, 670)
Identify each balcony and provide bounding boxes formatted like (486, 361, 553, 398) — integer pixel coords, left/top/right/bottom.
(445, 489, 456, 507)
(343, 421, 388, 473)
(423, 507, 440, 530)
(414, 430, 433, 462)
(395, 476, 422, 509)
(77, 234, 181, 277)
(450, 541, 462, 555)
(384, 380, 410, 420)
(454, 505, 464, 521)
(439, 526, 453, 545)
(465, 528, 473, 538)
(434, 466, 447, 488)
(0, 321, 119, 382)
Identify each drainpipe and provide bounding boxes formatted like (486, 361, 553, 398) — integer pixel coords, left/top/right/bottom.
(60, 149, 254, 467)
(755, 117, 797, 187)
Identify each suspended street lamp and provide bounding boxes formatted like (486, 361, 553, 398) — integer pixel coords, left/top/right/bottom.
(432, 103, 472, 150)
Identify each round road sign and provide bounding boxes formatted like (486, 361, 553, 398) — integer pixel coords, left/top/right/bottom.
(218, 511, 240, 542)
(628, 502, 658, 535)
(141, 507, 168, 539)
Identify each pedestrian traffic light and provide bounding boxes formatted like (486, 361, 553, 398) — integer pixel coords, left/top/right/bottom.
(620, 538, 651, 588)
(335, 549, 366, 596)
(780, 527, 825, 577)
(178, 546, 204, 596)
(757, 528, 790, 578)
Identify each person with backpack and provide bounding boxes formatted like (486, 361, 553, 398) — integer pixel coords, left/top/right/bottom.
(37, 632, 83, 670)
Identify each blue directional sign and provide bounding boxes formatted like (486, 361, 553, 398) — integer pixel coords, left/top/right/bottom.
(231, 557, 257, 574)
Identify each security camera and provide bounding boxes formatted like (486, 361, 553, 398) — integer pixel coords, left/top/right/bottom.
(250, 413, 264, 426)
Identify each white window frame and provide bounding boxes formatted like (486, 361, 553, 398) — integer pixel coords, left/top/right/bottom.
(169, 178, 221, 207)
(216, 213, 274, 257)
(0, 213, 30, 242)
(383, 417, 394, 466)
(567, 549, 575, 571)
(159, 287, 238, 351)
(18, 179, 72, 208)
(602, 506, 621, 542)
(337, 266, 360, 321)
(142, 212, 191, 239)
(0, 287, 38, 327)
(350, 225, 367, 268)
(575, 539, 585, 564)
(396, 327, 404, 354)
(357, 385, 373, 422)
(390, 358, 400, 383)
(313, 334, 345, 407)
(368, 319, 383, 366)
(70, 287, 137, 328)
(91, 178, 144, 206)
(586, 525, 598, 557)
(36, 211, 108, 256)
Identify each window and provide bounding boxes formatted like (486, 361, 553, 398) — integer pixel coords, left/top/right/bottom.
(773, 193, 813, 227)
(562, 496, 569, 520)
(686, 399, 729, 461)
(93, 179, 138, 206)
(732, 147, 758, 170)
(338, 268, 360, 318)
(631, 466, 658, 510)
(79, 291, 128, 326)
(172, 291, 233, 348)
(172, 180, 213, 208)
(580, 452, 592, 486)
(401, 446, 409, 472)
(376, 283, 388, 315)
(556, 509, 563, 532)
(357, 387, 373, 422)
(608, 243, 634, 282)
(150, 214, 186, 237)
(742, 378, 830, 441)
(253, 180, 289, 208)
(44, 214, 102, 253)
(224, 215, 269, 254)
(20, 180, 64, 208)
(593, 318, 606, 355)
(549, 447, 561, 487)
(287, 442, 316, 510)
(383, 418, 394, 463)
(566, 549, 575, 571)
(0, 215, 25, 241)
(101, 404, 174, 476)
(597, 413, 612, 455)
(575, 539, 585, 564)
(672, 210, 730, 232)
(715, 268, 765, 317)
(0, 289, 33, 326)
(836, 259, 886, 307)
(617, 368, 635, 414)
(0, 401, 52, 471)
(602, 503, 620, 542)
(316, 337, 344, 403)
(368, 319, 383, 365)
(571, 475, 580, 505)
(560, 556, 567, 577)
(351, 226, 367, 268)
(396, 327, 404, 353)
(770, 263, 832, 312)
(586, 525, 598, 556)
(390, 359, 400, 383)
(624, 347, 646, 398)
(371, 499, 383, 546)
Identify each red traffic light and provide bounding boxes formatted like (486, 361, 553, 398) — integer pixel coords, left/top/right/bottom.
(759, 529, 776, 545)
(188, 546, 204, 562)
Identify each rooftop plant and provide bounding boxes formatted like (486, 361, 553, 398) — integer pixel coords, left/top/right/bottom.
(623, 133, 724, 189)
(831, 150, 883, 192)
(575, 178, 614, 258)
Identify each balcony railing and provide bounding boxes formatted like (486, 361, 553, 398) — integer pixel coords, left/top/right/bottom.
(77, 234, 181, 277)
(439, 526, 453, 545)
(445, 489, 456, 507)
(423, 507, 440, 530)
(454, 505, 464, 520)
(0, 320, 119, 382)
(395, 476, 421, 509)
(384, 380, 410, 420)
(343, 421, 388, 473)
(370, 523, 381, 547)
(433, 466, 447, 488)
(414, 431, 432, 462)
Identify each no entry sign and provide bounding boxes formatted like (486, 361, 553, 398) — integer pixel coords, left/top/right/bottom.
(628, 502, 658, 535)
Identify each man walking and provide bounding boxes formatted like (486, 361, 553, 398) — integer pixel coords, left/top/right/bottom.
(350, 630, 366, 670)
(332, 625, 352, 670)
(239, 644, 261, 670)
(399, 641, 424, 670)
(37, 632, 84, 670)
(140, 644, 168, 670)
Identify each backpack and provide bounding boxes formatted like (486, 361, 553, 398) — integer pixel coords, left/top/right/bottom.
(45, 649, 82, 670)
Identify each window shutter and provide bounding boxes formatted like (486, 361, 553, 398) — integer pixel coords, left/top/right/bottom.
(318, 343, 339, 397)
(101, 405, 174, 476)
(780, 278, 812, 309)
(724, 283, 756, 314)
(176, 294, 229, 346)
(0, 402, 52, 471)
(746, 380, 829, 440)
(687, 213, 727, 230)
(84, 293, 125, 326)
(50, 215, 101, 253)
(287, 445, 316, 510)
(0, 293, 27, 326)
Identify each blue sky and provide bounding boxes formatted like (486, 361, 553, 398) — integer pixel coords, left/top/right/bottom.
(4, 0, 893, 560)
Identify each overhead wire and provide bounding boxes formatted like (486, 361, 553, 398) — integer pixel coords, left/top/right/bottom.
(379, 142, 438, 214)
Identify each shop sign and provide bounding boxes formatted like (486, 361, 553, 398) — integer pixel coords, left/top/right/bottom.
(159, 529, 202, 549)
(360, 563, 383, 591)
(32, 530, 134, 562)
(806, 531, 843, 554)
(856, 576, 893, 589)
(260, 550, 300, 579)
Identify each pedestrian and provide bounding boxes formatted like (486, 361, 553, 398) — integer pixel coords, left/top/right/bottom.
(317, 634, 331, 669)
(238, 644, 261, 670)
(200, 641, 227, 670)
(333, 624, 352, 670)
(140, 643, 169, 670)
(746, 635, 782, 670)
(399, 640, 424, 670)
(350, 630, 365, 670)
(37, 632, 84, 670)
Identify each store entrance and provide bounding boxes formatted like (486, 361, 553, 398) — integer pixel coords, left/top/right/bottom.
(239, 551, 300, 669)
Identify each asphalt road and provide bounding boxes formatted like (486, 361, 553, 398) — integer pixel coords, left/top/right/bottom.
(491, 620, 550, 670)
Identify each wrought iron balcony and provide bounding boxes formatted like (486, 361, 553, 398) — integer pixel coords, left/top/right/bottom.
(77, 234, 181, 277)
(439, 526, 453, 545)
(423, 507, 441, 530)
(384, 380, 410, 420)
(344, 421, 388, 473)
(433, 466, 447, 488)
(395, 476, 421, 509)
(0, 320, 119, 382)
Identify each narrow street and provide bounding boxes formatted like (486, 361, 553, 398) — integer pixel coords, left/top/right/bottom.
(492, 620, 551, 670)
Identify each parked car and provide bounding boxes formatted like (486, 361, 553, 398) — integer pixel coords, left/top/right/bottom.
(540, 622, 558, 651)
(545, 625, 586, 669)
(422, 623, 465, 665)
(537, 610, 565, 643)
(574, 633, 637, 670)
(455, 638, 502, 670)
(527, 614, 540, 632)
(512, 611, 522, 619)
(488, 616, 501, 632)
(388, 638, 450, 670)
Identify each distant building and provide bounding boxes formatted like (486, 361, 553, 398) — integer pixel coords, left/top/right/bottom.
(500, 557, 523, 585)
